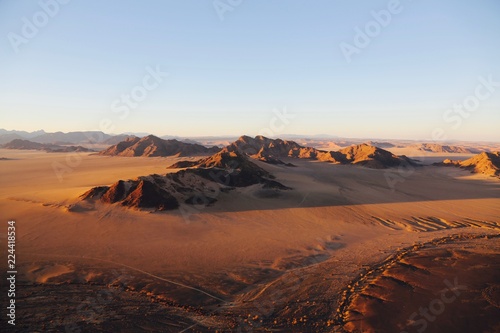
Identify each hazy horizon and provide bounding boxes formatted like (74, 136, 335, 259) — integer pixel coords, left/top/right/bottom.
(3, 127, 500, 143)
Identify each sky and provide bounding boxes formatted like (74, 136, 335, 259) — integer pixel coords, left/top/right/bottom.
(0, 0, 499, 141)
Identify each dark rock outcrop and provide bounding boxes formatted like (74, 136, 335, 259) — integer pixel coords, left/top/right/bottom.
(435, 152, 500, 178)
(99, 135, 220, 157)
(81, 148, 290, 211)
(224, 135, 416, 169)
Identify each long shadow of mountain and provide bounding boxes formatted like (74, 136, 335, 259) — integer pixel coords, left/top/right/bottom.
(75, 136, 499, 218)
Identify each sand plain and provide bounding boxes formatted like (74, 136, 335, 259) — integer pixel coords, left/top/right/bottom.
(0, 148, 499, 332)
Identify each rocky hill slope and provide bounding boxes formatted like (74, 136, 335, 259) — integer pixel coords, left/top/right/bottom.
(99, 135, 220, 157)
(436, 152, 500, 178)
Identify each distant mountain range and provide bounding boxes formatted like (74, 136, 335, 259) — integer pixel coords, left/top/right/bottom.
(1, 131, 414, 168)
(0, 129, 220, 147)
(2, 139, 94, 153)
(410, 143, 481, 154)
(1, 129, 495, 153)
(0, 129, 114, 145)
(0, 129, 46, 139)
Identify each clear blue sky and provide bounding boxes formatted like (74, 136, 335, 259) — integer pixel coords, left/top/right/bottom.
(1, 0, 499, 140)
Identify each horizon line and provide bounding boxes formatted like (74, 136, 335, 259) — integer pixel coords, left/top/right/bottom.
(1, 128, 499, 143)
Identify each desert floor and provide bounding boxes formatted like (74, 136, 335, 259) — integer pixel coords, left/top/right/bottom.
(0, 149, 499, 332)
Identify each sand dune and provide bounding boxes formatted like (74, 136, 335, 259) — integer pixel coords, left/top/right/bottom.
(339, 234, 500, 333)
(371, 215, 499, 232)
